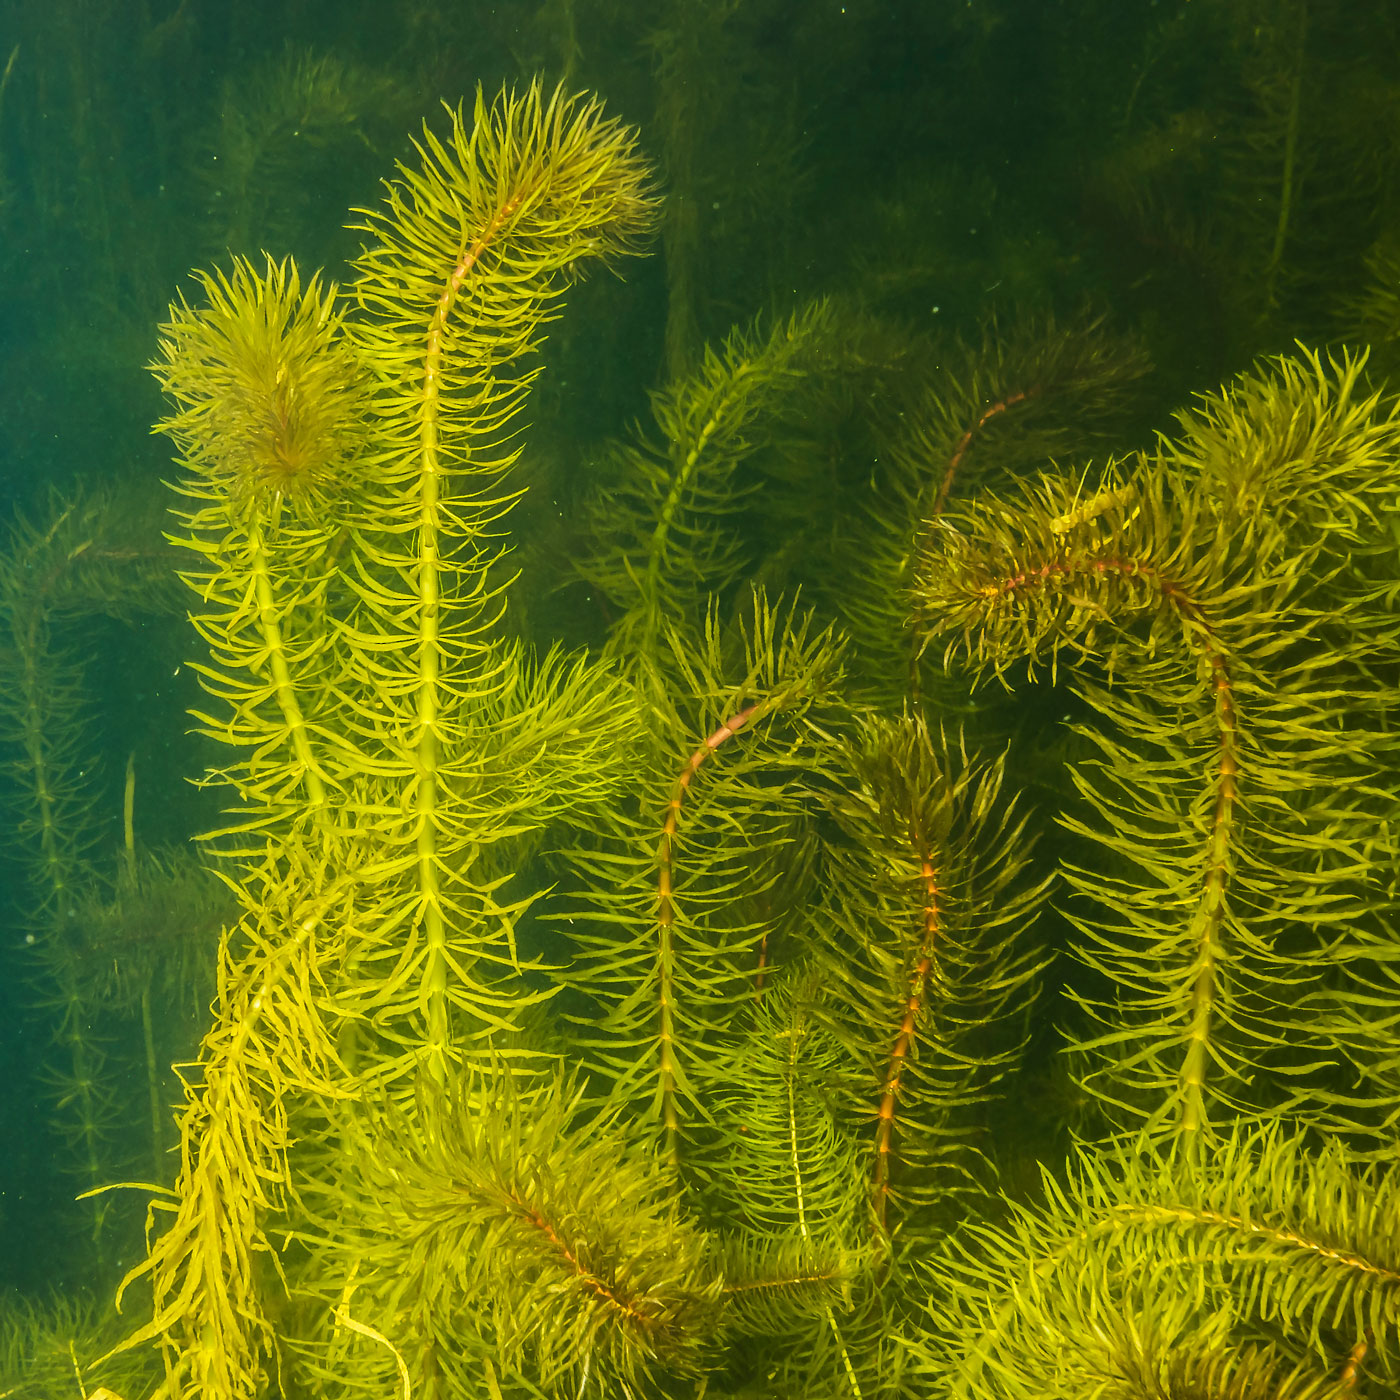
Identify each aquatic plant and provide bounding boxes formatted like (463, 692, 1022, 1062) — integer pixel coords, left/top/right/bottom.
(91, 74, 1400, 1400)
(0, 489, 201, 1262)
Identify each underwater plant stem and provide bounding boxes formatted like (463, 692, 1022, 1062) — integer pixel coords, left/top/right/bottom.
(19, 647, 66, 902)
(123, 752, 138, 885)
(787, 1017, 808, 1238)
(3, 510, 115, 1255)
(1264, 2, 1307, 310)
(642, 362, 753, 654)
(62, 985, 110, 1260)
(655, 699, 761, 1161)
(932, 389, 1032, 523)
(411, 190, 525, 1077)
(15, 584, 74, 915)
(516, 1198, 653, 1327)
(872, 849, 940, 1228)
(784, 1018, 864, 1400)
(142, 984, 163, 1180)
(827, 1311, 864, 1400)
(10, 568, 110, 1246)
(1177, 644, 1238, 1150)
(248, 517, 327, 812)
(415, 458, 447, 1075)
(973, 553, 1236, 1141)
(777, 994, 864, 1396)
(414, 379, 448, 1076)
(909, 388, 1035, 702)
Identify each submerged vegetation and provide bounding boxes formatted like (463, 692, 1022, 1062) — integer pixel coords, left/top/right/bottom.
(4, 2, 1400, 1398)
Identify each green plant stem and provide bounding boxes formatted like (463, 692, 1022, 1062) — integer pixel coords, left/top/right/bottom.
(1264, 2, 1307, 311)
(248, 515, 327, 813)
(655, 698, 761, 1163)
(143, 985, 163, 1181)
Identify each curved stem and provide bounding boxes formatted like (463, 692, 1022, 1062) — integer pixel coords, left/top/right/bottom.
(976, 553, 1239, 1146)
(655, 699, 761, 1163)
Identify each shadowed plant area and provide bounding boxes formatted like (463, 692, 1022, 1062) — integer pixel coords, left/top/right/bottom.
(5, 2, 1400, 1399)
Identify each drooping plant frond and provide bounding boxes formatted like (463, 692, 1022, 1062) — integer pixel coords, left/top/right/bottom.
(556, 592, 843, 1165)
(349, 83, 657, 533)
(890, 310, 1152, 524)
(107, 849, 356, 1400)
(577, 302, 842, 666)
(911, 348, 1400, 1148)
(324, 82, 658, 1074)
(920, 1125, 1400, 1400)
(295, 1071, 723, 1400)
(465, 640, 647, 831)
(815, 715, 1050, 1228)
(828, 309, 1150, 706)
(918, 1266, 1336, 1400)
(716, 1233, 887, 1400)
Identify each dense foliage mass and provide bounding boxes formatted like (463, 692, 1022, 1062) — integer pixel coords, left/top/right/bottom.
(4, 3, 1400, 1398)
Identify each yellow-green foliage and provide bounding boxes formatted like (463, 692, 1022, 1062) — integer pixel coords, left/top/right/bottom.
(825, 309, 1151, 707)
(0, 1293, 155, 1400)
(917, 1126, 1400, 1399)
(106, 74, 1400, 1400)
(813, 716, 1050, 1227)
(301, 1075, 723, 1399)
(913, 349, 1400, 1150)
(556, 593, 843, 1168)
(575, 303, 845, 665)
(115, 82, 659, 1400)
(155, 256, 366, 515)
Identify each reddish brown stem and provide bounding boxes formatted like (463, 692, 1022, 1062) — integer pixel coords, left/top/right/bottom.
(932, 388, 1032, 521)
(977, 552, 1238, 1144)
(910, 386, 1037, 702)
(520, 1203, 650, 1327)
(654, 701, 761, 1160)
(872, 849, 941, 1229)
